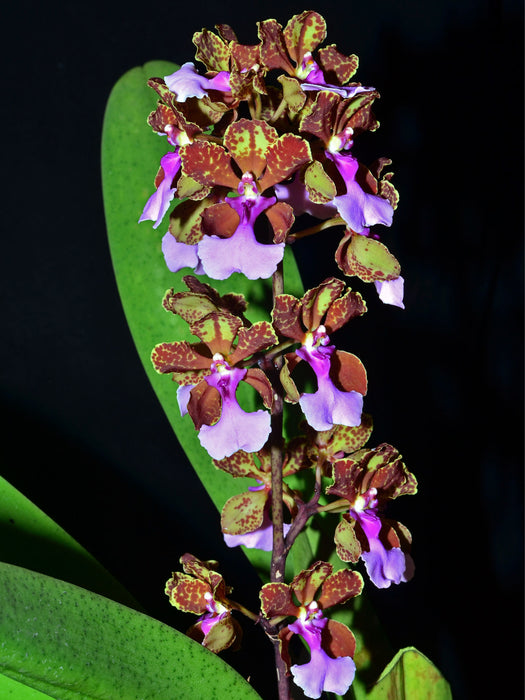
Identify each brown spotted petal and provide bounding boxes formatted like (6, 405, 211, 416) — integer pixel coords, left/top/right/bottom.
(258, 133, 312, 192)
(260, 582, 300, 619)
(179, 554, 227, 596)
(299, 90, 341, 144)
(336, 232, 401, 283)
(333, 515, 362, 563)
(340, 90, 380, 135)
(283, 436, 314, 476)
(258, 18, 295, 74)
(221, 487, 268, 537)
(193, 28, 231, 73)
(324, 290, 367, 333)
(230, 43, 267, 98)
(272, 294, 305, 342)
(163, 289, 220, 325)
(301, 278, 346, 331)
(224, 118, 278, 179)
(317, 569, 363, 609)
(360, 444, 418, 500)
(326, 458, 363, 503)
(228, 321, 278, 365)
(291, 561, 333, 605)
(283, 11, 327, 66)
(165, 572, 210, 614)
(182, 276, 248, 320)
(213, 450, 262, 479)
(179, 141, 240, 190)
(151, 341, 212, 375)
(189, 312, 242, 356)
(310, 413, 374, 464)
(317, 45, 359, 85)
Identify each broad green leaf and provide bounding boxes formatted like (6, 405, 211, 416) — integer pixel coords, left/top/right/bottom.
(0, 475, 138, 609)
(365, 647, 452, 699)
(0, 673, 53, 699)
(0, 562, 261, 699)
(101, 62, 306, 579)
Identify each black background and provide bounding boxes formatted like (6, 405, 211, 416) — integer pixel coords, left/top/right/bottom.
(2, 1, 523, 698)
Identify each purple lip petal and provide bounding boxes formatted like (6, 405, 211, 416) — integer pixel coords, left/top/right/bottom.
(327, 152, 393, 233)
(198, 366, 271, 460)
(374, 277, 405, 309)
(296, 344, 363, 431)
(299, 383, 363, 432)
(198, 195, 285, 280)
(291, 650, 356, 699)
(162, 233, 204, 274)
(361, 543, 409, 588)
(198, 231, 284, 280)
(352, 508, 413, 588)
(288, 613, 355, 699)
(164, 63, 231, 102)
(139, 152, 181, 229)
(176, 384, 193, 417)
(198, 403, 271, 460)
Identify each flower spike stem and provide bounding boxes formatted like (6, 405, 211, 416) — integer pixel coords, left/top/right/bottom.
(269, 261, 291, 699)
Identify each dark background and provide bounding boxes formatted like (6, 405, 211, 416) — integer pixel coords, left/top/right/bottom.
(2, 1, 523, 698)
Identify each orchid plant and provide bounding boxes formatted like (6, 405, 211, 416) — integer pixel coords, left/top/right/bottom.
(0, 9, 452, 700)
(134, 11, 439, 699)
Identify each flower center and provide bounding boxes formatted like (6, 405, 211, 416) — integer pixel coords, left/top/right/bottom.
(327, 127, 354, 154)
(211, 353, 230, 374)
(238, 172, 258, 199)
(352, 487, 378, 513)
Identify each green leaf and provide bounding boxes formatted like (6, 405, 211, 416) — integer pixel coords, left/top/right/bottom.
(0, 561, 261, 699)
(365, 647, 452, 700)
(0, 673, 53, 699)
(101, 62, 304, 579)
(0, 475, 138, 609)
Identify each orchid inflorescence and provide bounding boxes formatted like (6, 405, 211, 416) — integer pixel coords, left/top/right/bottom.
(139, 10, 416, 699)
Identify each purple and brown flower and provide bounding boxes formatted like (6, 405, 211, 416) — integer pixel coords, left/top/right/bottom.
(272, 277, 368, 431)
(326, 443, 418, 588)
(260, 561, 363, 698)
(151, 278, 277, 459)
(165, 553, 242, 652)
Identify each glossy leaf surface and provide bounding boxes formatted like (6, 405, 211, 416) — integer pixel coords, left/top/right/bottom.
(0, 562, 261, 699)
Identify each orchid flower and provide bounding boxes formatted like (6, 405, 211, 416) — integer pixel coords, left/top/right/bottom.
(151, 281, 277, 460)
(165, 554, 241, 652)
(272, 278, 368, 431)
(214, 447, 306, 550)
(260, 561, 363, 699)
(326, 443, 418, 588)
(175, 118, 310, 280)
